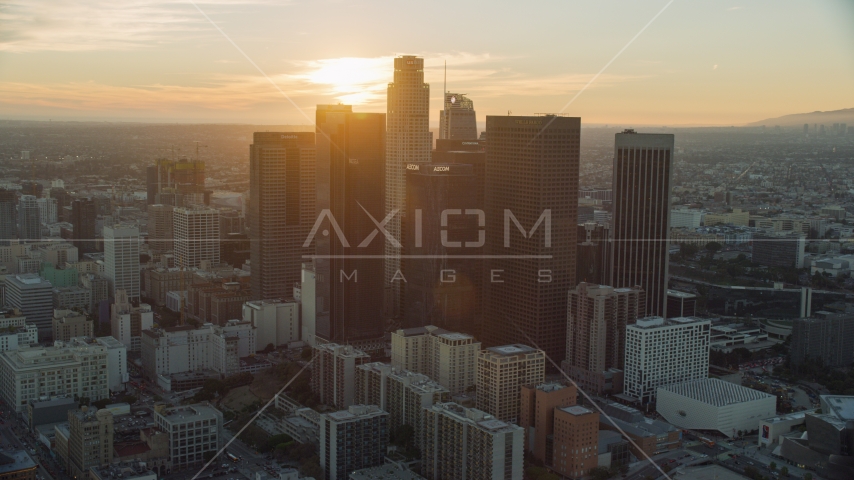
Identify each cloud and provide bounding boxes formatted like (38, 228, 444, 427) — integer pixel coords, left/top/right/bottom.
(0, 0, 278, 52)
(727, 6, 743, 11)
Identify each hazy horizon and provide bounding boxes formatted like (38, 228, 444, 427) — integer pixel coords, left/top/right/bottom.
(2, 1, 853, 126)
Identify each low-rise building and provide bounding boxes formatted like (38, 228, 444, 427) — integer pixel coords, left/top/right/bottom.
(152, 403, 223, 471)
(657, 378, 776, 438)
(594, 398, 681, 459)
(0, 308, 38, 352)
(52, 309, 94, 342)
(0, 451, 37, 480)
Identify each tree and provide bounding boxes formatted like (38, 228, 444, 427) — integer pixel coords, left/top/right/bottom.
(262, 343, 275, 354)
(300, 346, 312, 360)
(769, 461, 776, 471)
(780, 466, 788, 477)
(661, 464, 672, 474)
(705, 241, 723, 255)
(804, 473, 812, 480)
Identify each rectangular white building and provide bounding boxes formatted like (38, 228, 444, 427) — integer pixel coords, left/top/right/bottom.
(0, 337, 109, 411)
(656, 378, 776, 438)
(242, 300, 300, 349)
(173, 206, 220, 269)
(104, 225, 141, 301)
(95, 336, 129, 392)
(670, 208, 704, 229)
(623, 317, 710, 404)
(110, 290, 153, 352)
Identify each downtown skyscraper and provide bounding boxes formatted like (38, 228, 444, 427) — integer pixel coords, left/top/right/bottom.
(18, 195, 40, 242)
(249, 132, 316, 302)
(385, 55, 431, 316)
(438, 93, 477, 140)
(71, 197, 97, 254)
(314, 105, 386, 348)
(0, 189, 16, 245)
(610, 130, 674, 318)
(482, 115, 580, 366)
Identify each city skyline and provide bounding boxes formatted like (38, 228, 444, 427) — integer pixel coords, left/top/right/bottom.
(1, 1, 853, 125)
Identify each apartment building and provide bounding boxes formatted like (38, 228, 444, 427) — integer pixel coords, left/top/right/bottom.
(477, 344, 545, 423)
(422, 402, 523, 480)
(390, 325, 480, 394)
(311, 343, 370, 409)
(318, 405, 388, 480)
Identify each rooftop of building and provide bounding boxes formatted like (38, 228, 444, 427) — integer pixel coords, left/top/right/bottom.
(484, 344, 540, 356)
(29, 396, 76, 408)
(630, 316, 709, 329)
(430, 402, 521, 434)
(315, 342, 369, 358)
(90, 464, 156, 480)
(394, 325, 451, 337)
(667, 290, 697, 299)
(325, 405, 386, 422)
(820, 395, 854, 421)
(533, 382, 570, 393)
(349, 463, 425, 480)
(658, 378, 774, 407)
(598, 430, 626, 450)
(156, 403, 222, 424)
(560, 405, 595, 416)
(762, 409, 816, 425)
(0, 451, 36, 475)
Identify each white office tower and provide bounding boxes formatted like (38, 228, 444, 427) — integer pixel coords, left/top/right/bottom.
(4, 273, 53, 337)
(18, 195, 41, 242)
(390, 326, 480, 395)
(110, 290, 153, 352)
(95, 336, 129, 392)
(104, 224, 141, 302)
(37, 197, 58, 225)
(385, 55, 431, 316)
(422, 402, 524, 480)
(173, 205, 220, 269)
(623, 316, 711, 404)
(242, 300, 300, 349)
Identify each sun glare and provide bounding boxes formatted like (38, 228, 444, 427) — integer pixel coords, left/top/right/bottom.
(302, 57, 391, 105)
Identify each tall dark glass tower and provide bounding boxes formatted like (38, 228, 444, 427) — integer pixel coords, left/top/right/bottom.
(314, 106, 386, 348)
(483, 115, 580, 365)
(439, 93, 477, 140)
(71, 197, 97, 254)
(404, 162, 483, 336)
(610, 130, 674, 318)
(249, 132, 316, 301)
(0, 189, 17, 245)
(18, 195, 40, 242)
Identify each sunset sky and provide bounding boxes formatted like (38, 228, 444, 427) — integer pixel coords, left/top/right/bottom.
(1, 0, 853, 126)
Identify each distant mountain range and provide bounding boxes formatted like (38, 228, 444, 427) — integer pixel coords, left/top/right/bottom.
(747, 108, 854, 127)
